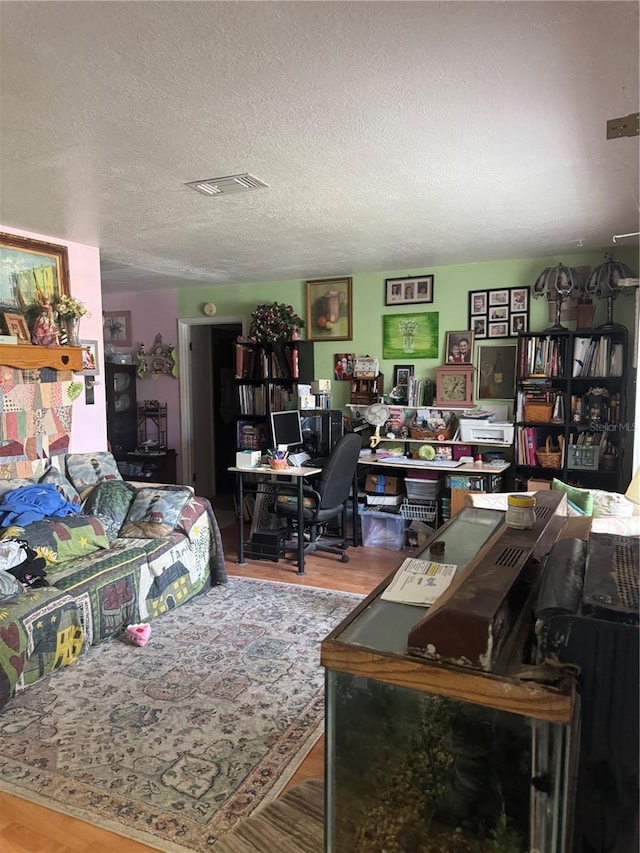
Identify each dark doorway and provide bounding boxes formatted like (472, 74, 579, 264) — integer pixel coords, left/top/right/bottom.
(211, 324, 241, 495)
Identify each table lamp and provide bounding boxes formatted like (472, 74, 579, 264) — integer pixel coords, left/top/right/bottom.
(582, 252, 637, 331)
(625, 467, 640, 505)
(532, 263, 583, 331)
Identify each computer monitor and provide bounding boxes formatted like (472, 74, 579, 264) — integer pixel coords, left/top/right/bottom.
(270, 409, 303, 452)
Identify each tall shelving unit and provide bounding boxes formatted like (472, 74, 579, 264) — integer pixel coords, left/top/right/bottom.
(514, 328, 627, 491)
(234, 341, 314, 452)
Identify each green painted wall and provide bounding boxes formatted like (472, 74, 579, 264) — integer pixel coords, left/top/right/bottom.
(177, 248, 638, 413)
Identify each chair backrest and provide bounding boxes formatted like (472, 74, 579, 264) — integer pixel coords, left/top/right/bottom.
(317, 433, 362, 510)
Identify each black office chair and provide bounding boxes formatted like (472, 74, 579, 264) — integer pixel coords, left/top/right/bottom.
(273, 433, 362, 571)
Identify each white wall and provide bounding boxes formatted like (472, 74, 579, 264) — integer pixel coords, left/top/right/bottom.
(0, 224, 107, 452)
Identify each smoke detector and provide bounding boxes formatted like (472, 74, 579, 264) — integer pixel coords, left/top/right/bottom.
(185, 173, 269, 196)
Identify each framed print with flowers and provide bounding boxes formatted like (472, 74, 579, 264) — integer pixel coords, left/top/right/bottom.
(383, 312, 439, 359)
(305, 277, 352, 342)
(467, 286, 530, 339)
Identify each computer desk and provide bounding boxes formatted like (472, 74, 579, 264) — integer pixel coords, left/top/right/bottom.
(228, 463, 323, 575)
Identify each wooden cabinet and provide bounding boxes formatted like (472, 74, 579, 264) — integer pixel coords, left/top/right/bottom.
(234, 341, 314, 450)
(514, 328, 627, 490)
(349, 373, 384, 406)
(105, 363, 137, 457)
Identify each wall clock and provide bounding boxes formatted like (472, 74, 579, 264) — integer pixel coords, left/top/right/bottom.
(435, 365, 475, 407)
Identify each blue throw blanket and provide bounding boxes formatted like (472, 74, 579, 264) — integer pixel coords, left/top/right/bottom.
(0, 484, 82, 527)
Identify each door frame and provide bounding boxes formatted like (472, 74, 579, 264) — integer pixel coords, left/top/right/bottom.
(178, 315, 246, 487)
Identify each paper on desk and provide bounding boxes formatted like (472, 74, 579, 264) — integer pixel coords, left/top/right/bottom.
(381, 558, 457, 607)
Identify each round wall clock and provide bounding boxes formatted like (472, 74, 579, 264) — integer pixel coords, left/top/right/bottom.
(435, 365, 475, 407)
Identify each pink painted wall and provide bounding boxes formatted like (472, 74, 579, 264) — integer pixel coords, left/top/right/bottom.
(0, 224, 107, 453)
(102, 290, 181, 452)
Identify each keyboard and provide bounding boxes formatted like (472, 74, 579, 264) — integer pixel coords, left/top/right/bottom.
(303, 456, 328, 468)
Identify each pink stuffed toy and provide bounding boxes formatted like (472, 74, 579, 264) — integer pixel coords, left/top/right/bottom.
(125, 623, 151, 647)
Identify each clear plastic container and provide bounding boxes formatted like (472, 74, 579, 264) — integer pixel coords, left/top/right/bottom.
(506, 494, 536, 529)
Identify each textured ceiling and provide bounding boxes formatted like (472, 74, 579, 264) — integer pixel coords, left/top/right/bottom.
(1, 1, 638, 294)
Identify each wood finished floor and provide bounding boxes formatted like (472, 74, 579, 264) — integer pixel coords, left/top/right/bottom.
(0, 519, 401, 852)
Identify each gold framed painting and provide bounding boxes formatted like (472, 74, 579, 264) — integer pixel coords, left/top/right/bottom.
(0, 232, 70, 312)
(305, 277, 352, 342)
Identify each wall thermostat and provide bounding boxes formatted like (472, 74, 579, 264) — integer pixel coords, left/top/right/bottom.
(203, 302, 216, 316)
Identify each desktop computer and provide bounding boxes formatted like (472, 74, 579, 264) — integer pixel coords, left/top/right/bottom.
(300, 409, 344, 460)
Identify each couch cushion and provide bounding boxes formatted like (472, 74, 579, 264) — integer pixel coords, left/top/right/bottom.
(119, 486, 192, 539)
(18, 516, 110, 563)
(39, 467, 82, 507)
(65, 452, 123, 492)
(82, 480, 137, 541)
(0, 478, 37, 498)
(551, 479, 594, 515)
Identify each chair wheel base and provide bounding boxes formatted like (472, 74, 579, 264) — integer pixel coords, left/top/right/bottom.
(340, 553, 349, 563)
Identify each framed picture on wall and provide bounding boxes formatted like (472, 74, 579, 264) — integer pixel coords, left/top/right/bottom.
(80, 339, 99, 375)
(468, 286, 530, 339)
(477, 345, 517, 400)
(103, 310, 132, 346)
(384, 274, 434, 306)
(0, 232, 70, 313)
(444, 330, 474, 364)
(306, 277, 352, 342)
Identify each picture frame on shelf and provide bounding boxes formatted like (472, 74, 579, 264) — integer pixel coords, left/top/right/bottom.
(444, 330, 474, 364)
(103, 310, 132, 347)
(477, 344, 516, 400)
(0, 232, 70, 312)
(2, 312, 30, 343)
(393, 364, 414, 386)
(384, 274, 434, 306)
(334, 352, 355, 381)
(306, 277, 352, 342)
(468, 286, 530, 339)
(80, 339, 99, 375)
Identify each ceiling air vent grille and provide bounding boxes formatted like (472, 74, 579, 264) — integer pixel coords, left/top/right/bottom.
(185, 173, 269, 196)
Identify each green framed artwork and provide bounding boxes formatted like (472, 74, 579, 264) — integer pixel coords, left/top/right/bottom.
(383, 312, 439, 359)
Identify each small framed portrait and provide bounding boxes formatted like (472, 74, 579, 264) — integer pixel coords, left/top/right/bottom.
(489, 322, 508, 338)
(384, 274, 434, 306)
(489, 289, 509, 306)
(2, 312, 30, 343)
(510, 288, 528, 313)
(489, 306, 508, 321)
(393, 364, 414, 387)
(334, 352, 355, 380)
(444, 330, 474, 364)
(470, 292, 487, 315)
(80, 339, 99, 375)
(510, 314, 527, 336)
(472, 317, 487, 338)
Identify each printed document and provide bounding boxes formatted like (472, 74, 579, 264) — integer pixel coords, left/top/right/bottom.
(381, 558, 457, 606)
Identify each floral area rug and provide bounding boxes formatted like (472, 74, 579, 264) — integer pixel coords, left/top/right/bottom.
(0, 577, 361, 852)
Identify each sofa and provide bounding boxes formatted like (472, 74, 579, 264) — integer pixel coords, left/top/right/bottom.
(465, 480, 640, 537)
(0, 451, 226, 711)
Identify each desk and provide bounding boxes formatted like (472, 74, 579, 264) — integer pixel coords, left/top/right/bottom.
(228, 464, 322, 575)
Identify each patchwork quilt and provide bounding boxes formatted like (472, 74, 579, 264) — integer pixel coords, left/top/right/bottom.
(0, 492, 226, 710)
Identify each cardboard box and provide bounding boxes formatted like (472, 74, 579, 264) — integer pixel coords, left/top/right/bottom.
(527, 479, 552, 491)
(236, 450, 261, 468)
(365, 474, 402, 495)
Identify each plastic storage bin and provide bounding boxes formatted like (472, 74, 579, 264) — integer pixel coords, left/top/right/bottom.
(405, 478, 442, 500)
(360, 509, 405, 551)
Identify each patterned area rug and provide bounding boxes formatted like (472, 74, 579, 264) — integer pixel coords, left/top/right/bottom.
(0, 577, 360, 852)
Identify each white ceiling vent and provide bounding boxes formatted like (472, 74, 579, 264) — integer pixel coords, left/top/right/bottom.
(185, 173, 269, 196)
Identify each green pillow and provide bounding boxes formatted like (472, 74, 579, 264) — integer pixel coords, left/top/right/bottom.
(551, 479, 594, 516)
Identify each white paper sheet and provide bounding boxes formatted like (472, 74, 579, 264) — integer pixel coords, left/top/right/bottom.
(381, 558, 457, 606)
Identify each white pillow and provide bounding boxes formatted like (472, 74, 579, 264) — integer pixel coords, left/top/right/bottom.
(591, 489, 635, 518)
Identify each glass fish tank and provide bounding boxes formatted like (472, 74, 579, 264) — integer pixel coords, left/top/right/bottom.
(322, 506, 577, 853)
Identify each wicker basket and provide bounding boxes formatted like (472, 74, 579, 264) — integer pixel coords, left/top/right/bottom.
(524, 402, 553, 424)
(408, 418, 455, 442)
(536, 436, 562, 469)
(409, 426, 438, 440)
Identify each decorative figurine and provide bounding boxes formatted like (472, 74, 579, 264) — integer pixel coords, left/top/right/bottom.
(31, 291, 60, 347)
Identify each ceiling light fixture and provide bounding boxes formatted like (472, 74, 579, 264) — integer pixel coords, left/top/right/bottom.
(185, 173, 269, 196)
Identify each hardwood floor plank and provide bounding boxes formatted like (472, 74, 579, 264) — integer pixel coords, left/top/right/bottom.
(0, 520, 400, 852)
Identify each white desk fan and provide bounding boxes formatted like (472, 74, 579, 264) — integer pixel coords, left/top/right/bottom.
(364, 402, 391, 448)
